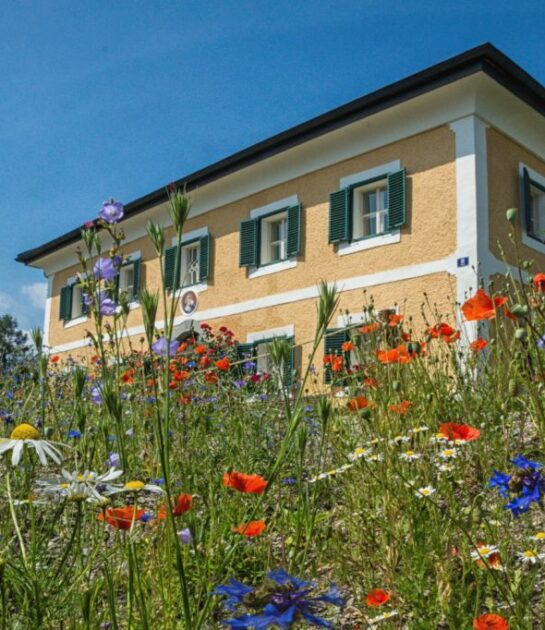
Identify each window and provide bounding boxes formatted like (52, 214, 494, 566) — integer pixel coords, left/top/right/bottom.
(59, 282, 87, 322)
(116, 258, 141, 303)
(260, 211, 287, 265)
(165, 233, 210, 291)
(522, 167, 545, 244)
(239, 205, 301, 268)
(237, 335, 296, 385)
(328, 169, 406, 244)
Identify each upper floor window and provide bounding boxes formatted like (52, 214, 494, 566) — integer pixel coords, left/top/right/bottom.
(165, 232, 210, 291)
(59, 281, 87, 322)
(116, 257, 141, 303)
(328, 169, 406, 245)
(239, 204, 301, 269)
(522, 167, 545, 244)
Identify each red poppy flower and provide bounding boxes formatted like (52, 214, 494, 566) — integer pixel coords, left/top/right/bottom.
(174, 370, 190, 381)
(376, 345, 411, 364)
(363, 376, 378, 388)
(471, 338, 488, 352)
(331, 356, 344, 372)
(365, 588, 391, 607)
(439, 422, 480, 442)
(50, 355, 60, 363)
(232, 520, 266, 537)
(200, 322, 212, 330)
(359, 322, 379, 334)
(204, 371, 218, 384)
(473, 613, 509, 630)
(223, 471, 268, 494)
(97, 506, 146, 530)
(200, 356, 211, 368)
(533, 273, 545, 293)
(341, 341, 354, 352)
(215, 357, 230, 371)
(389, 400, 411, 414)
(347, 396, 370, 411)
(388, 314, 403, 327)
(157, 493, 193, 520)
(461, 289, 508, 321)
(428, 323, 460, 343)
(194, 344, 207, 354)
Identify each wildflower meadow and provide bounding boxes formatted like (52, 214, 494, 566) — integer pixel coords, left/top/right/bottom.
(2, 191, 545, 628)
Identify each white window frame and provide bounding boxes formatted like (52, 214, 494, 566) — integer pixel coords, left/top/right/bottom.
(64, 274, 88, 328)
(117, 250, 141, 311)
(352, 181, 389, 241)
(520, 163, 545, 255)
(338, 160, 401, 256)
(247, 325, 295, 379)
(248, 196, 298, 279)
(171, 227, 208, 294)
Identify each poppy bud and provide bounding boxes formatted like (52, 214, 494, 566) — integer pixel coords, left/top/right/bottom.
(506, 207, 518, 224)
(510, 304, 528, 317)
(392, 380, 401, 392)
(515, 328, 527, 341)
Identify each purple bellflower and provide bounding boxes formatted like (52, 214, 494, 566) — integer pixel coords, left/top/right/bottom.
(99, 200, 124, 224)
(93, 257, 118, 281)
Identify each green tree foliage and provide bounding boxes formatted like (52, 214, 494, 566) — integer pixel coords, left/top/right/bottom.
(0, 314, 30, 368)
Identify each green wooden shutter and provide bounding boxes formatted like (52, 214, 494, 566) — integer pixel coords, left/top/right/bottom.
(387, 168, 407, 229)
(132, 258, 142, 300)
(283, 336, 295, 386)
(286, 204, 302, 257)
(239, 219, 258, 267)
(237, 342, 256, 375)
(522, 167, 534, 237)
(199, 234, 210, 281)
(328, 189, 350, 243)
(164, 245, 179, 291)
(59, 285, 72, 321)
(324, 328, 348, 383)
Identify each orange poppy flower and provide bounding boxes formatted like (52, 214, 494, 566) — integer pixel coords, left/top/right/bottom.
(121, 369, 135, 384)
(215, 357, 230, 371)
(363, 376, 378, 388)
(50, 355, 60, 363)
(323, 354, 333, 365)
(359, 322, 379, 334)
(473, 613, 509, 630)
(428, 323, 460, 343)
(223, 471, 268, 494)
(389, 400, 411, 415)
(168, 381, 178, 390)
(157, 493, 193, 520)
(194, 344, 207, 354)
(461, 289, 508, 321)
(232, 520, 266, 537)
(347, 396, 370, 411)
(471, 338, 488, 352)
(376, 344, 411, 364)
(179, 395, 191, 405)
(204, 371, 218, 384)
(174, 370, 190, 381)
(439, 422, 480, 442)
(533, 273, 545, 293)
(341, 341, 354, 352)
(388, 314, 403, 327)
(365, 588, 391, 607)
(177, 342, 187, 352)
(331, 356, 344, 372)
(97, 506, 146, 530)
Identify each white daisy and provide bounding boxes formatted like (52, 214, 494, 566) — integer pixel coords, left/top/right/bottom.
(349, 447, 372, 461)
(470, 544, 499, 560)
(415, 486, 436, 498)
(106, 480, 165, 495)
(517, 550, 544, 565)
(411, 425, 429, 434)
(0, 424, 65, 467)
(438, 448, 459, 459)
(36, 468, 124, 503)
(391, 435, 411, 445)
(532, 531, 545, 542)
(400, 450, 421, 461)
(365, 453, 384, 463)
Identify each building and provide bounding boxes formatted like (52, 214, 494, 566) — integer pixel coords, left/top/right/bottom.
(15, 43, 545, 377)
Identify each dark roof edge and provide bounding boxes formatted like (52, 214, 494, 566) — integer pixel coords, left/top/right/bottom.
(16, 43, 545, 266)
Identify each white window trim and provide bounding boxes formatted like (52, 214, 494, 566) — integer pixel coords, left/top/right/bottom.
(247, 195, 299, 279)
(118, 250, 142, 311)
(337, 160, 401, 256)
(247, 325, 294, 343)
(171, 228, 209, 294)
(519, 162, 545, 255)
(63, 274, 88, 328)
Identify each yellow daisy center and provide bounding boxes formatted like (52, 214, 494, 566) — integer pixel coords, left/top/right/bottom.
(125, 480, 145, 491)
(479, 546, 490, 555)
(354, 447, 365, 455)
(10, 424, 40, 441)
(59, 483, 69, 489)
(523, 550, 536, 558)
(535, 532, 545, 540)
(405, 450, 415, 457)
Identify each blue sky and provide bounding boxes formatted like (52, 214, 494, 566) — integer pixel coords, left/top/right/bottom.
(2, 0, 545, 331)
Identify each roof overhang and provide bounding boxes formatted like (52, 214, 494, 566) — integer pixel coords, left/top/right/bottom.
(16, 43, 545, 269)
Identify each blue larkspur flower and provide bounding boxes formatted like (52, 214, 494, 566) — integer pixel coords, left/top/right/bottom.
(488, 470, 511, 497)
(67, 430, 81, 439)
(489, 454, 545, 517)
(511, 453, 542, 470)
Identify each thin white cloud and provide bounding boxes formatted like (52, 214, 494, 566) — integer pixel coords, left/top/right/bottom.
(21, 282, 47, 310)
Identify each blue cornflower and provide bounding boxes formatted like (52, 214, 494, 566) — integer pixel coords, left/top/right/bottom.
(215, 568, 343, 629)
(67, 430, 81, 439)
(489, 454, 545, 517)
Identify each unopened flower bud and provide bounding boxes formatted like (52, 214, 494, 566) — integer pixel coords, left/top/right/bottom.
(506, 208, 518, 224)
